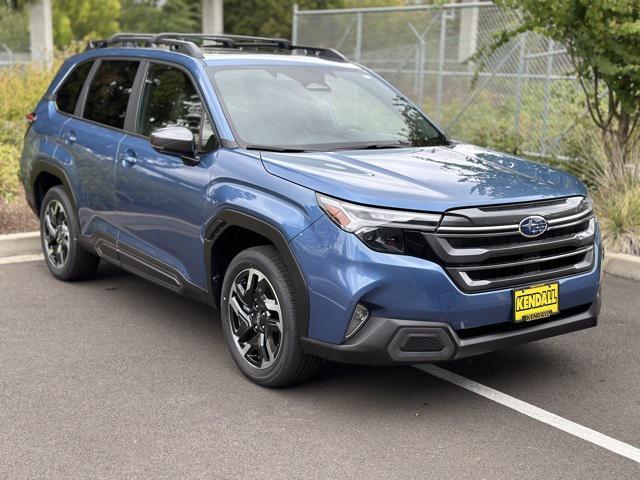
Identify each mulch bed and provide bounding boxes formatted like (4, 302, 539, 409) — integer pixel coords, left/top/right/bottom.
(0, 189, 39, 234)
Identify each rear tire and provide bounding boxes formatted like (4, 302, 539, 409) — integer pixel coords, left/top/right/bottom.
(40, 186, 99, 281)
(221, 245, 320, 387)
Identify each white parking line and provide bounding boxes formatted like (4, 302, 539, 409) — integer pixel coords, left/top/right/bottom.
(0, 254, 44, 265)
(416, 364, 640, 464)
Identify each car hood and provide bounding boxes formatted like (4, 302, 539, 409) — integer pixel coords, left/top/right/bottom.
(260, 143, 587, 212)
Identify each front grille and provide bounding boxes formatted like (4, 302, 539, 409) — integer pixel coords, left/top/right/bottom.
(417, 196, 596, 292)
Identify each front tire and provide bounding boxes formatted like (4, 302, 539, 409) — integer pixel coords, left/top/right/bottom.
(40, 186, 99, 281)
(221, 246, 320, 387)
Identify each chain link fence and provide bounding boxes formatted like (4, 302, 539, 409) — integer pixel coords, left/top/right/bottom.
(293, 2, 584, 159)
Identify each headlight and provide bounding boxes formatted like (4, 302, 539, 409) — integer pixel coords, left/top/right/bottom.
(317, 193, 441, 254)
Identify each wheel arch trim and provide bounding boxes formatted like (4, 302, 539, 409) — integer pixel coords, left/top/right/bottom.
(204, 208, 310, 334)
(29, 160, 78, 216)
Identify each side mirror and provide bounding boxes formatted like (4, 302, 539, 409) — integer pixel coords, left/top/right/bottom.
(150, 126, 196, 162)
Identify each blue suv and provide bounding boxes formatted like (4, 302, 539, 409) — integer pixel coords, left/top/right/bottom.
(20, 34, 601, 386)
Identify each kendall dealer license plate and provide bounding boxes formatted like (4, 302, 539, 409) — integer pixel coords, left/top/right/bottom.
(513, 282, 559, 323)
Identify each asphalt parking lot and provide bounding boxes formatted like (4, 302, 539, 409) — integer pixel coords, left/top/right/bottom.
(1, 259, 639, 479)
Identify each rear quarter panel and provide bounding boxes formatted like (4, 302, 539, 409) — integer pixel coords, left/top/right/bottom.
(20, 99, 72, 209)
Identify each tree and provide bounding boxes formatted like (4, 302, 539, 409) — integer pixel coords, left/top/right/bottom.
(119, 0, 163, 33)
(160, 0, 200, 32)
(120, 0, 201, 34)
(493, 0, 640, 167)
(52, 0, 121, 47)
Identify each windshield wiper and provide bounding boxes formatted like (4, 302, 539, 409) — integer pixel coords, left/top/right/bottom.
(246, 145, 309, 153)
(333, 142, 412, 151)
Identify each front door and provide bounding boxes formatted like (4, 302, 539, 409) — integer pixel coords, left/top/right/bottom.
(115, 62, 218, 291)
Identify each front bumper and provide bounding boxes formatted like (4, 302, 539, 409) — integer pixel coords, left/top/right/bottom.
(302, 291, 599, 365)
(291, 214, 602, 346)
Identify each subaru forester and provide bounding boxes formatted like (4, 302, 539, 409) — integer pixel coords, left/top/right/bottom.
(20, 34, 601, 386)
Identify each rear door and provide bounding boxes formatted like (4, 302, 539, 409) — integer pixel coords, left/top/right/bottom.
(23, 60, 94, 204)
(115, 61, 218, 291)
(58, 59, 139, 254)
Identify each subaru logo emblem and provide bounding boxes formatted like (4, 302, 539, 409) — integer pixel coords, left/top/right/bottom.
(519, 215, 548, 238)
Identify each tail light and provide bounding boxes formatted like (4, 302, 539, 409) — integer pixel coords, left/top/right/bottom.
(26, 112, 37, 123)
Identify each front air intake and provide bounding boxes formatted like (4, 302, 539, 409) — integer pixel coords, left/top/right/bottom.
(399, 335, 445, 352)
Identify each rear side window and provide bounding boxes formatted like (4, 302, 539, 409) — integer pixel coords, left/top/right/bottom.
(84, 60, 139, 130)
(137, 63, 206, 142)
(56, 61, 93, 114)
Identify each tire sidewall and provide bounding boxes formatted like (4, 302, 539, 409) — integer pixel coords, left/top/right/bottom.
(40, 186, 82, 279)
(221, 248, 300, 385)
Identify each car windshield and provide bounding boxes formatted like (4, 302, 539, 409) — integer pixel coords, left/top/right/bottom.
(207, 64, 447, 151)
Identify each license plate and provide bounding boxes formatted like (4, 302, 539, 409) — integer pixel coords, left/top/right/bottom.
(513, 282, 559, 322)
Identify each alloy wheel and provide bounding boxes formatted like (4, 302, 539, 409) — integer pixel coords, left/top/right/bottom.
(43, 199, 70, 268)
(228, 268, 283, 369)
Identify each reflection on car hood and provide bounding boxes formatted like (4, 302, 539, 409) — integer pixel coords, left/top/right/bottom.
(260, 143, 587, 212)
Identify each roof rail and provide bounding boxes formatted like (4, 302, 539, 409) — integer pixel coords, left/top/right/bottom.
(86, 33, 348, 62)
(88, 33, 204, 58)
(154, 33, 292, 49)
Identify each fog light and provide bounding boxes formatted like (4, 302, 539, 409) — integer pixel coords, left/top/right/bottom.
(345, 304, 370, 340)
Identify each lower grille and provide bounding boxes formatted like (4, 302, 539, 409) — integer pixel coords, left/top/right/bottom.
(400, 335, 445, 352)
(417, 196, 597, 292)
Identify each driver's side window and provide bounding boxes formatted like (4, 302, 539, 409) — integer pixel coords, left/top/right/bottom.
(137, 63, 215, 149)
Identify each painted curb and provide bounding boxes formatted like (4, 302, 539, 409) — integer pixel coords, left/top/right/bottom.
(603, 253, 640, 283)
(0, 231, 40, 258)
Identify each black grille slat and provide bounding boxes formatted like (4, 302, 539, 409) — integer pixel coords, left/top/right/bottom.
(477, 198, 567, 212)
(460, 245, 591, 269)
(465, 250, 591, 281)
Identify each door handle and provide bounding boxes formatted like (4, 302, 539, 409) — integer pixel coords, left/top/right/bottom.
(120, 149, 137, 167)
(63, 130, 77, 145)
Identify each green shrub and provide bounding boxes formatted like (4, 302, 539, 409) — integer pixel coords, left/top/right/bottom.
(596, 183, 640, 256)
(0, 64, 58, 141)
(0, 144, 21, 202)
(568, 132, 640, 255)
